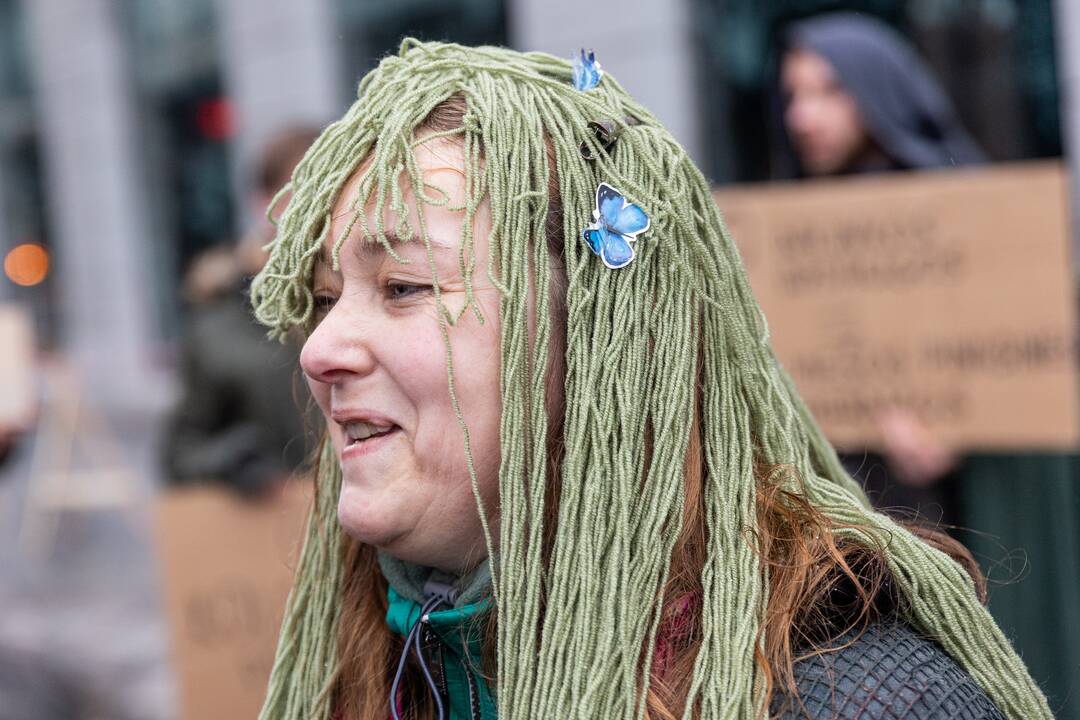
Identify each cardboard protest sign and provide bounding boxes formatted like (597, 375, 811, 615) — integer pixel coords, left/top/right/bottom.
(0, 303, 34, 428)
(714, 161, 1079, 451)
(156, 482, 310, 720)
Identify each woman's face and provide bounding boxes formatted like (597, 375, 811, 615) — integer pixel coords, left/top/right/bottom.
(300, 138, 502, 575)
(780, 48, 871, 176)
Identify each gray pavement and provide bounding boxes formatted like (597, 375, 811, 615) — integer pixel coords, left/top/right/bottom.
(0, 373, 177, 720)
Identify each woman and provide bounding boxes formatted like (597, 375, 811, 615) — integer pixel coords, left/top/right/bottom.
(251, 41, 1048, 719)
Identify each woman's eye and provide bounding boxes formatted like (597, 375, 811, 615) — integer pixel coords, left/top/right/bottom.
(313, 293, 337, 320)
(386, 282, 431, 300)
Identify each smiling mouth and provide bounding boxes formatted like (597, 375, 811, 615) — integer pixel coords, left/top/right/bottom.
(342, 421, 400, 448)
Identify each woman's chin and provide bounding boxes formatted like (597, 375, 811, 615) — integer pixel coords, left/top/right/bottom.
(336, 493, 401, 547)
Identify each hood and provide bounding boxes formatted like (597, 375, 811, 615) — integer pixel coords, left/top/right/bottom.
(783, 12, 986, 172)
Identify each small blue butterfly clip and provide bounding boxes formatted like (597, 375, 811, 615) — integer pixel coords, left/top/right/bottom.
(582, 183, 650, 269)
(572, 49, 603, 91)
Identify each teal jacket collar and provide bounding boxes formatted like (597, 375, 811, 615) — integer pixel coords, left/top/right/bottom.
(383, 560, 497, 720)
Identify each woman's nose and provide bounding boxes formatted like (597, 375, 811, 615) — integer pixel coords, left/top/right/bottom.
(299, 307, 377, 384)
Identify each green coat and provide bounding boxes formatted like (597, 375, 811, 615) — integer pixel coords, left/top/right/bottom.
(385, 587, 497, 720)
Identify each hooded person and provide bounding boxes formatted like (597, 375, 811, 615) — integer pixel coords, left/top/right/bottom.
(774, 12, 987, 526)
(776, 15, 1080, 714)
(776, 12, 986, 178)
(250, 41, 1048, 719)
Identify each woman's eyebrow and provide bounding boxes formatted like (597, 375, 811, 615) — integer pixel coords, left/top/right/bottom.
(312, 237, 392, 266)
(314, 231, 457, 268)
(348, 232, 456, 261)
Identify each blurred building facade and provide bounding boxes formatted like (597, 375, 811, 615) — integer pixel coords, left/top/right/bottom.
(0, 0, 711, 415)
(1, 0, 1073, 398)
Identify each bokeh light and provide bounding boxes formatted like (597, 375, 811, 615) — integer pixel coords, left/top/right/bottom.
(4, 243, 50, 287)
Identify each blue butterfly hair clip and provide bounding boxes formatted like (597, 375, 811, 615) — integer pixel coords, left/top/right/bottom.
(572, 49, 603, 91)
(582, 183, 650, 269)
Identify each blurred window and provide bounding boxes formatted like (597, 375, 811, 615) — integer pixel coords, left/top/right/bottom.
(336, 0, 507, 93)
(0, 0, 30, 100)
(0, 0, 54, 345)
(119, 0, 233, 339)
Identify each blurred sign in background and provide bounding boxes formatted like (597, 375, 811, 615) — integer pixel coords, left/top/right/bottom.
(716, 161, 1079, 450)
(155, 482, 309, 720)
(1, 1, 1079, 719)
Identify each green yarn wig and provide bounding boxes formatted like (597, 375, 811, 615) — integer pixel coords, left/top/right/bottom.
(251, 40, 1050, 719)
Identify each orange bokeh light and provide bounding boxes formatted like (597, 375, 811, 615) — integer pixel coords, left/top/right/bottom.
(4, 243, 50, 287)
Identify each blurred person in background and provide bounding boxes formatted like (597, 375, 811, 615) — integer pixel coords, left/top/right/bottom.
(161, 126, 320, 498)
(779, 11, 985, 178)
(776, 12, 1080, 715)
(776, 11, 985, 524)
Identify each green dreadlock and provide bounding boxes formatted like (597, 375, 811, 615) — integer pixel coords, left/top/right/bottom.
(250, 39, 1051, 720)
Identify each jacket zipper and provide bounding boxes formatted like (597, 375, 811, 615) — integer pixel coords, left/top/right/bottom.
(419, 619, 449, 704)
(434, 636, 448, 700)
(465, 665, 481, 720)
(419, 606, 480, 720)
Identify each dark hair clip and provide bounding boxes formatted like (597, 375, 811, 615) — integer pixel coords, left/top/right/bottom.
(580, 116, 640, 161)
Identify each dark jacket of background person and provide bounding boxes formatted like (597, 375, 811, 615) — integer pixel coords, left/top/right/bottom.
(775, 13, 1080, 716)
(161, 126, 320, 499)
(161, 267, 310, 497)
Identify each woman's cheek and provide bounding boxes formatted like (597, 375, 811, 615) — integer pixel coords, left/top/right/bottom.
(305, 380, 340, 450)
(307, 379, 331, 422)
